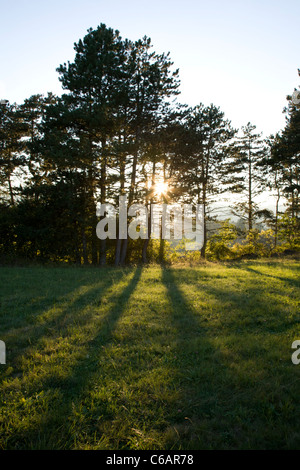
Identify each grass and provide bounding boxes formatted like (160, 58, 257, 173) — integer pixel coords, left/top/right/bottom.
(0, 258, 299, 450)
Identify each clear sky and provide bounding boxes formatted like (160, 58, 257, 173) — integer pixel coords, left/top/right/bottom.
(1, 0, 299, 138)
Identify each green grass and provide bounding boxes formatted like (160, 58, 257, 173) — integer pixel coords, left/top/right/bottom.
(0, 259, 299, 449)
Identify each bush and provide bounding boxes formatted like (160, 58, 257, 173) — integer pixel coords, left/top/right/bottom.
(277, 214, 300, 251)
(232, 229, 275, 258)
(206, 220, 238, 260)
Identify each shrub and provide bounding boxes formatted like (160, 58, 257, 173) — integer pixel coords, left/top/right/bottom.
(206, 220, 238, 260)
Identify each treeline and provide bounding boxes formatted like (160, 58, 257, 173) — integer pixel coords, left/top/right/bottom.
(0, 24, 299, 265)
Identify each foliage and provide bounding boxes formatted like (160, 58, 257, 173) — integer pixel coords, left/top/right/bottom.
(223, 122, 267, 232)
(231, 229, 275, 258)
(206, 219, 238, 260)
(0, 26, 299, 265)
(277, 214, 300, 251)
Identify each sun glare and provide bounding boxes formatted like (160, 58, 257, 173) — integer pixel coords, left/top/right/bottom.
(154, 181, 169, 196)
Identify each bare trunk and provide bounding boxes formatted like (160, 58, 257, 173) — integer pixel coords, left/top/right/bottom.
(120, 238, 128, 265)
(99, 138, 107, 265)
(142, 161, 156, 263)
(115, 238, 122, 266)
(115, 144, 126, 266)
(142, 206, 151, 263)
(200, 156, 208, 258)
(8, 176, 14, 206)
(274, 170, 280, 248)
(120, 142, 138, 265)
(82, 228, 88, 265)
(99, 239, 107, 266)
(159, 202, 167, 263)
(248, 143, 253, 232)
(200, 199, 207, 258)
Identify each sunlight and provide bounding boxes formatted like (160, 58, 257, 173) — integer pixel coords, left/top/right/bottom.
(154, 180, 169, 196)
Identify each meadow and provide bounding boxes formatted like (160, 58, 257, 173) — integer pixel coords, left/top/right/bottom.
(0, 259, 299, 450)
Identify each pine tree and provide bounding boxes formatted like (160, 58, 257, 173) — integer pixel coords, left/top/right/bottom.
(57, 24, 127, 265)
(179, 104, 236, 257)
(224, 122, 266, 233)
(273, 71, 300, 219)
(118, 36, 180, 264)
(0, 101, 27, 205)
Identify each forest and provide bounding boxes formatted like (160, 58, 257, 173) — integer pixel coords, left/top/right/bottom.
(0, 23, 299, 266)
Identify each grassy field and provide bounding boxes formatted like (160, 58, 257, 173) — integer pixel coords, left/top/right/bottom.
(0, 259, 299, 450)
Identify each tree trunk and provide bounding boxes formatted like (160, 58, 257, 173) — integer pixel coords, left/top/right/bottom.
(91, 201, 98, 265)
(200, 172, 207, 258)
(99, 239, 107, 266)
(142, 161, 156, 263)
(200, 203, 207, 258)
(75, 223, 81, 264)
(248, 143, 253, 232)
(115, 238, 122, 266)
(120, 238, 128, 265)
(100, 138, 107, 265)
(115, 146, 126, 266)
(142, 210, 151, 263)
(274, 170, 280, 248)
(120, 129, 139, 265)
(82, 228, 89, 265)
(8, 176, 14, 206)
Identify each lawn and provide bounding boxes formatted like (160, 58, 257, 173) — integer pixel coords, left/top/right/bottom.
(0, 259, 299, 450)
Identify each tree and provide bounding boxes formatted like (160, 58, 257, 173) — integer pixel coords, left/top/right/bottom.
(139, 103, 187, 264)
(224, 122, 266, 233)
(271, 71, 300, 219)
(55, 25, 180, 266)
(260, 134, 286, 247)
(264, 69, 300, 249)
(0, 101, 27, 205)
(19, 93, 58, 201)
(178, 104, 236, 257)
(118, 36, 180, 264)
(56, 24, 129, 265)
(207, 219, 238, 260)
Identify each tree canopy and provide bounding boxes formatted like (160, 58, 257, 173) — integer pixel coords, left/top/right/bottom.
(0, 25, 299, 264)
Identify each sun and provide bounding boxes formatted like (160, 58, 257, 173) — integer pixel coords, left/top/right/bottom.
(154, 181, 169, 196)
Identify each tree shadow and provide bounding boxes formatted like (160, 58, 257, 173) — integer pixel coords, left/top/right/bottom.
(242, 265, 300, 290)
(197, 267, 298, 334)
(160, 267, 235, 448)
(160, 266, 299, 449)
(0, 268, 130, 372)
(8, 266, 143, 449)
(3, 264, 298, 449)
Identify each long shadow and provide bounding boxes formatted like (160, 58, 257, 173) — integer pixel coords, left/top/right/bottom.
(202, 266, 300, 334)
(160, 266, 300, 450)
(0, 267, 89, 334)
(242, 265, 300, 290)
(9, 266, 143, 449)
(4, 264, 298, 449)
(198, 266, 300, 335)
(160, 267, 233, 448)
(0, 268, 129, 373)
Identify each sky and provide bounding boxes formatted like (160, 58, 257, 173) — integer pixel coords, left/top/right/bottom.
(0, 0, 299, 138)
